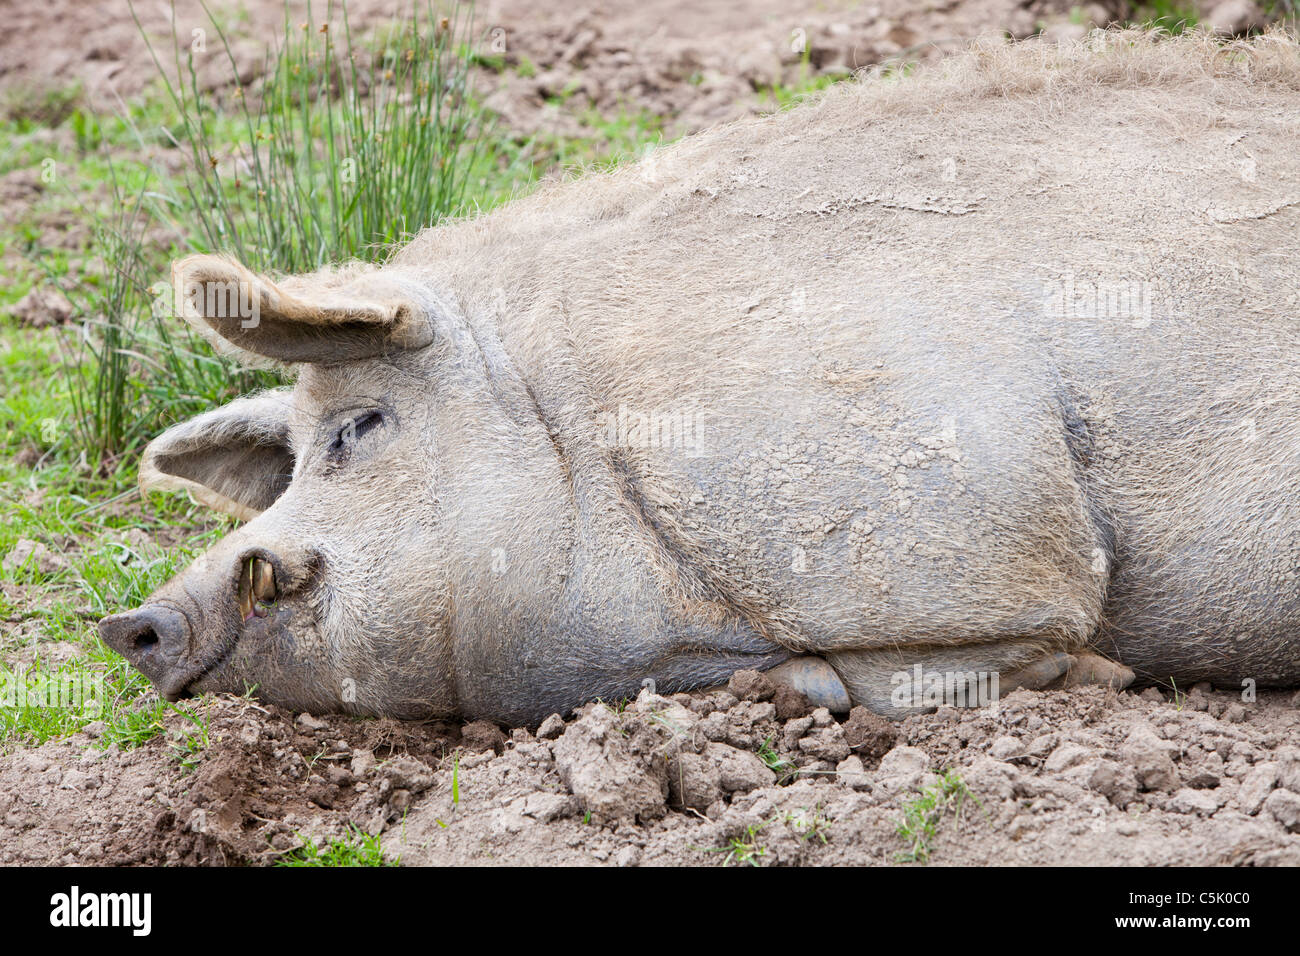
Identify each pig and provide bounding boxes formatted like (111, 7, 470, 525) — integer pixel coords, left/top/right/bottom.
(100, 31, 1300, 722)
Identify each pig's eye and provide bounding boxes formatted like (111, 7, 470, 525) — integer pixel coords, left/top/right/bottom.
(328, 410, 384, 454)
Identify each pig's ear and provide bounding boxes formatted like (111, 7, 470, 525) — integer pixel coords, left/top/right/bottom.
(171, 254, 432, 365)
(139, 390, 295, 521)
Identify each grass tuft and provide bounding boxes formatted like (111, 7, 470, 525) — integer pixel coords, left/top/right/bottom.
(278, 825, 396, 866)
(895, 769, 980, 864)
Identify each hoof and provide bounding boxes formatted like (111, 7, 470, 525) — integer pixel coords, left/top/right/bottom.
(1060, 652, 1136, 690)
(1001, 652, 1074, 692)
(766, 656, 853, 713)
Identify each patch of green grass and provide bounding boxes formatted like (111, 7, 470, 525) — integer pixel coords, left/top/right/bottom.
(166, 701, 211, 771)
(1169, 676, 1187, 711)
(34, 0, 504, 470)
(1128, 2, 1201, 33)
(0, 331, 79, 468)
(492, 102, 665, 191)
(757, 71, 845, 112)
(598, 696, 634, 716)
(713, 820, 770, 867)
(451, 751, 460, 807)
(0, 621, 214, 753)
(895, 769, 980, 864)
(76, 521, 232, 617)
(277, 825, 396, 866)
(0, 659, 106, 746)
(137, 0, 492, 274)
(757, 736, 797, 784)
(98, 694, 169, 750)
(754, 39, 837, 113)
(59, 188, 161, 467)
(0, 81, 86, 130)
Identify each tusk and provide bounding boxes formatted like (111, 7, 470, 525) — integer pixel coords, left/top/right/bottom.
(238, 558, 254, 620)
(253, 557, 277, 604)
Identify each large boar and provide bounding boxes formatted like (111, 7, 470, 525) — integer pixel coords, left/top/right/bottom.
(100, 31, 1300, 723)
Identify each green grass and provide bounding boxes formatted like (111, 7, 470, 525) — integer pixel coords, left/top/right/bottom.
(757, 64, 846, 112)
(0, 659, 106, 745)
(757, 736, 797, 784)
(1167, 676, 1189, 710)
(451, 751, 460, 808)
(1132, 2, 1200, 33)
(277, 825, 396, 866)
(99, 694, 170, 750)
(0, 639, 211, 752)
(0, 82, 86, 131)
(697, 808, 830, 866)
(712, 820, 770, 867)
(895, 770, 981, 864)
(166, 701, 211, 771)
(4, 0, 509, 476)
(134, 0, 491, 273)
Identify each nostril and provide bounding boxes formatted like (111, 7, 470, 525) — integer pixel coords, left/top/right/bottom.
(133, 626, 160, 655)
(99, 606, 190, 676)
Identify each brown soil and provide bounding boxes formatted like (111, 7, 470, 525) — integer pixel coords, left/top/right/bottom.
(3, 0, 1099, 136)
(3, 681, 1299, 865)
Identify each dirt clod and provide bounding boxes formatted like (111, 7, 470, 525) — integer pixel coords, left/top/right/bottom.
(841, 706, 898, 762)
(2, 538, 66, 576)
(772, 683, 811, 720)
(1120, 724, 1179, 793)
(1264, 790, 1300, 832)
(552, 703, 669, 827)
(727, 669, 775, 702)
(460, 720, 507, 755)
(535, 713, 566, 740)
(8, 287, 73, 327)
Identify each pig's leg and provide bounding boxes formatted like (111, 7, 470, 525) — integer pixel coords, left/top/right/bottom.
(765, 656, 854, 712)
(1059, 652, 1135, 689)
(826, 642, 1080, 718)
(1001, 653, 1076, 691)
(689, 656, 855, 712)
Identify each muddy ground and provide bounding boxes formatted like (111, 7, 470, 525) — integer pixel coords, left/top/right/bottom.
(1, 0, 1145, 139)
(4, 0, 1300, 866)
(4, 677, 1300, 865)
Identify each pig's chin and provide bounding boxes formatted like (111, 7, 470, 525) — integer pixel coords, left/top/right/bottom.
(159, 622, 253, 701)
(163, 643, 240, 701)
(165, 602, 313, 703)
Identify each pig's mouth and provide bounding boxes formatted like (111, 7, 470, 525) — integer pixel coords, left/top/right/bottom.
(160, 556, 274, 698)
(162, 634, 243, 701)
(101, 551, 308, 702)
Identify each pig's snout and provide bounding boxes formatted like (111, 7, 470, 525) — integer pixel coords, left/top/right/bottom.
(99, 604, 194, 697)
(99, 542, 317, 701)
